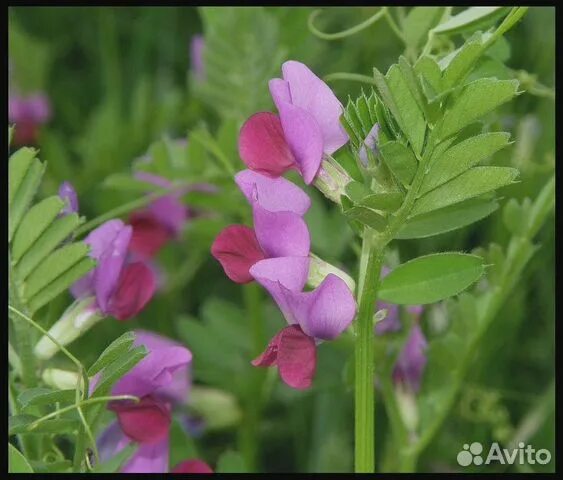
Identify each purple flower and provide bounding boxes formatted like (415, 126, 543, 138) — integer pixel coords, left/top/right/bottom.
(58, 181, 79, 216)
(9, 93, 51, 146)
(239, 60, 349, 184)
(392, 323, 428, 393)
(211, 170, 311, 284)
(190, 35, 205, 81)
(359, 123, 380, 167)
(96, 330, 192, 473)
(71, 220, 156, 321)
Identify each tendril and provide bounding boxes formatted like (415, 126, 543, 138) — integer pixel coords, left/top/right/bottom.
(308, 8, 387, 41)
(323, 72, 377, 86)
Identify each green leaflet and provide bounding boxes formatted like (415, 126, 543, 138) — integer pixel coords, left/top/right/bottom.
(432, 7, 511, 35)
(9, 414, 80, 435)
(385, 64, 426, 154)
(343, 205, 387, 231)
(8, 444, 34, 473)
(378, 141, 418, 186)
(15, 213, 83, 281)
(413, 166, 518, 216)
(437, 78, 519, 140)
(440, 38, 484, 89)
(9, 147, 38, 207)
(378, 253, 485, 304)
(87, 331, 137, 377)
(11, 196, 65, 263)
(18, 388, 76, 411)
(397, 198, 499, 239)
(403, 7, 444, 50)
(414, 56, 443, 98)
(342, 90, 378, 151)
(359, 192, 404, 212)
(421, 132, 512, 194)
(23, 242, 90, 300)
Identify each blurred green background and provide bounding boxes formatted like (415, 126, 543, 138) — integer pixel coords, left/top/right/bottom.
(8, 7, 555, 473)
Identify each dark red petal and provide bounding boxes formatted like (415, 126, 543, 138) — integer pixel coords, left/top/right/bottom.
(252, 325, 317, 390)
(109, 396, 171, 444)
(109, 262, 157, 320)
(238, 112, 296, 178)
(128, 211, 172, 259)
(171, 459, 214, 473)
(211, 225, 266, 284)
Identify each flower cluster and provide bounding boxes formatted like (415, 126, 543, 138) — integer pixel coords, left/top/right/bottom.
(95, 330, 212, 473)
(212, 61, 357, 390)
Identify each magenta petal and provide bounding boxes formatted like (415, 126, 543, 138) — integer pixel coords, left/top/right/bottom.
(112, 333, 192, 400)
(281, 60, 348, 154)
(122, 435, 169, 474)
(92, 222, 133, 313)
(235, 169, 311, 215)
(253, 203, 310, 258)
(211, 225, 266, 283)
(107, 262, 156, 320)
(277, 101, 324, 184)
(58, 181, 79, 215)
(393, 323, 428, 392)
(109, 396, 171, 444)
(238, 112, 296, 178)
(252, 325, 316, 390)
(128, 211, 173, 259)
(172, 459, 213, 473)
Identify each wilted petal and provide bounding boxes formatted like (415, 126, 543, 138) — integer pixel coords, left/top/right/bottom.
(122, 436, 169, 474)
(112, 333, 192, 400)
(109, 396, 171, 444)
(276, 101, 324, 184)
(129, 211, 173, 259)
(252, 325, 316, 390)
(108, 262, 157, 321)
(281, 60, 348, 154)
(253, 204, 310, 258)
(172, 459, 213, 473)
(289, 274, 356, 340)
(211, 225, 266, 283)
(238, 112, 296, 178)
(58, 181, 79, 215)
(235, 169, 310, 215)
(393, 323, 428, 393)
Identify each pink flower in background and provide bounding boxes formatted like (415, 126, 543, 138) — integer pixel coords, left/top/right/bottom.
(96, 330, 196, 473)
(71, 220, 156, 321)
(172, 459, 213, 473)
(392, 322, 428, 393)
(9, 92, 51, 146)
(211, 170, 311, 284)
(190, 34, 205, 81)
(239, 60, 348, 184)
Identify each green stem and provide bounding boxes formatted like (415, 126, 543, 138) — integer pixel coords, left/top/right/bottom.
(308, 7, 387, 40)
(324, 72, 378, 86)
(354, 229, 382, 472)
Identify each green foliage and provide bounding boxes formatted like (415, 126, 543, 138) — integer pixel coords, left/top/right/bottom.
(216, 450, 247, 473)
(87, 331, 137, 377)
(8, 444, 34, 473)
(91, 444, 138, 473)
(432, 7, 511, 36)
(378, 253, 485, 304)
(18, 388, 75, 411)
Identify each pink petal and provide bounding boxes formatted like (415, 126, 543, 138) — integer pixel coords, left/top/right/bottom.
(235, 169, 311, 215)
(252, 325, 316, 390)
(172, 459, 213, 473)
(108, 262, 156, 321)
(253, 203, 310, 258)
(276, 101, 324, 184)
(281, 60, 349, 154)
(249, 256, 309, 297)
(268, 78, 292, 105)
(211, 225, 266, 283)
(129, 211, 173, 259)
(238, 112, 296, 178)
(122, 436, 169, 473)
(109, 396, 171, 444)
(147, 195, 187, 237)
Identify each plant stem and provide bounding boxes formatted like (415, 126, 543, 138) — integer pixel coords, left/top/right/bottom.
(354, 229, 382, 472)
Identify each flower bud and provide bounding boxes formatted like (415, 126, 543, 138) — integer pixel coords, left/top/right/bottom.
(42, 368, 84, 391)
(307, 253, 356, 292)
(313, 155, 353, 205)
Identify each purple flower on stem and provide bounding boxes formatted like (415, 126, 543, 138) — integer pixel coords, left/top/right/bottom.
(190, 34, 205, 81)
(71, 220, 156, 321)
(238, 60, 349, 184)
(58, 181, 79, 216)
(96, 330, 194, 473)
(9, 93, 51, 146)
(392, 323, 428, 393)
(359, 123, 380, 168)
(211, 170, 311, 284)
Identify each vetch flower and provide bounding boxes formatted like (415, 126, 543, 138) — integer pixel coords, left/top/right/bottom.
(239, 60, 348, 185)
(211, 170, 311, 284)
(9, 92, 51, 146)
(58, 181, 79, 216)
(190, 34, 205, 81)
(96, 330, 193, 473)
(250, 260, 356, 389)
(392, 322, 428, 393)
